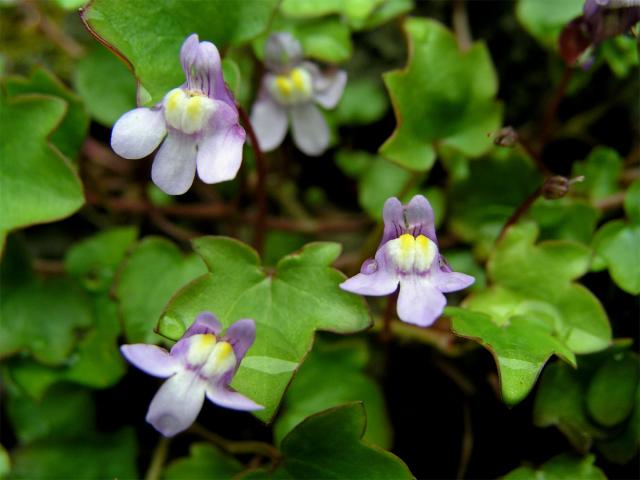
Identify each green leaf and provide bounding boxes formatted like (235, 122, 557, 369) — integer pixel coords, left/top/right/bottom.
(516, 0, 583, 50)
(503, 453, 607, 480)
(0, 92, 84, 250)
(449, 305, 575, 405)
(362, 0, 414, 30)
(0, 445, 9, 479)
(9, 428, 138, 480)
(448, 150, 541, 256)
(270, 403, 412, 479)
(158, 238, 370, 421)
(82, 0, 280, 104)
(624, 178, 640, 224)
(530, 198, 599, 245)
(601, 36, 640, 77)
(6, 385, 95, 444)
(593, 220, 640, 295)
(253, 15, 352, 64)
(380, 18, 502, 171)
(116, 237, 207, 344)
(332, 77, 389, 126)
(274, 338, 391, 448)
(5, 68, 89, 161)
(586, 351, 639, 427)
(0, 274, 92, 365)
(572, 147, 623, 200)
(280, 0, 384, 29)
(73, 45, 137, 127)
(65, 227, 138, 292)
(164, 443, 243, 480)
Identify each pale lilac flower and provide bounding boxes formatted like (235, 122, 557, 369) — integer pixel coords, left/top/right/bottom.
(250, 32, 347, 156)
(341, 196, 474, 327)
(111, 34, 246, 195)
(121, 312, 262, 437)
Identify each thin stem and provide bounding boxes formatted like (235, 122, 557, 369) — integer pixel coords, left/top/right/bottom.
(237, 105, 268, 255)
(496, 186, 542, 243)
(452, 0, 472, 52)
(538, 66, 574, 153)
(144, 436, 170, 480)
(594, 191, 626, 211)
(189, 423, 281, 461)
(456, 404, 473, 480)
(517, 135, 551, 177)
(381, 292, 398, 343)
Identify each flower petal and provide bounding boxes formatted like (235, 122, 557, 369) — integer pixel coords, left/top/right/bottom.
(111, 108, 166, 159)
(151, 131, 197, 195)
(146, 370, 206, 437)
(434, 271, 475, 293)
(290, 103, 329, 156)
(206, 384, 263, 411)
(396, 276, 446, 327)
(264, 32, 303, 72)
(313, 69, 347, 109)
(196, 124, 245, 184)
(224, 319, 256, 362)
(250, 95, 288, 152)
(120, 344, 178, 378)
(340, 246, 399, 296)
(405, 195, 437, 243)
(180, 33, 200, 82)
(380, 197, 404, 246)
(186, 311, 223, 337)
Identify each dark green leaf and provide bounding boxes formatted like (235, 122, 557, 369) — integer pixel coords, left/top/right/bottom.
(163, 443, 243, 480)
(516, 0, 583, 50)
(503, 453, 607, 480)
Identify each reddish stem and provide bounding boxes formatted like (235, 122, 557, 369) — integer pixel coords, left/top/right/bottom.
(538, 66, 574, 153)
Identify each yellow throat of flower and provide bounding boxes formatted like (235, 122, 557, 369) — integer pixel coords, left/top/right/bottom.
(388, 233, 437, 273)
(268, 67, 313, 105)
(164, 88, 217, 134)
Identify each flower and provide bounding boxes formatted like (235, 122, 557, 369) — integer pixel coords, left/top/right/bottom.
(111, 34, 246, 195)
(340, 195, 474, 327)
(559, 0, 640, 66)
(120, 312, 262, 437)
(250, 32, 347, 156)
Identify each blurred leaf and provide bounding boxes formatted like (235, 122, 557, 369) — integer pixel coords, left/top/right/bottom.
(0, 273, 92, 365)
(5, 68, 89, 161)
(362, 0, 413, 30)
(261, 403, 412, 479)
(253, 15, 352, 63)
(6, 385, 95, 444)
(586, 351, 639, 427)
(593, 180, 640, 294)
(0, 92, 84, 250)
(10, 428, 138, 480)
(0, 445, 8, 479)
(448, 304, 575, 405)
(55, 0, 85, 10)
(448, 150, 541, 256)
(164, 443, 243, 480)
(534, 347, 640, 464)
(116, 237, 207, 344)
(280, 0, 383, 29)
(530, 198, 599, 245)
(157, 238, 370, 421)
(332, 77, 389, 125)
(601, 36, 640, 77)
(274, 338, 391, 448)
(73, 45, 137, 127)
(380, 18, 502, 171)
(572, 147, 623, 200)
(65, 227, 138, 292)
(516, 0, 583, 50)
(503, 453, 607, 480)
(82, 0, 280, 104)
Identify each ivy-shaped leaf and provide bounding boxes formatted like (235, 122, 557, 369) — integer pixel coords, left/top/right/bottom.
(592, 179, 640, 295)
(245, 403, 413, 479)
(157, 238, 370, 421)
(274, 338, 391, 448)
(5, 68, 89, 161)
(572, 147, 623, 201)
(449, 223, 611, 405)
(81, 0, 280, 104)
(503, 453, 607, 480)
(0, 92, 84, 250)
(116, 237, 207, 344)
(380, 18, 502, 171)
(516, 0, 583, 50)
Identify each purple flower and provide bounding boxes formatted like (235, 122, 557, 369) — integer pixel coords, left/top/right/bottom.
(120, 312, 262, 437)
(559, 0, 640, 65)
(111, 34, 246, 195)
(340, 196, 474, 327)
(250, 32, 347, 156)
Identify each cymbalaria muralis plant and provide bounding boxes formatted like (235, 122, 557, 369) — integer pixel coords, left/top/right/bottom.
(1, 0, 637, 478)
